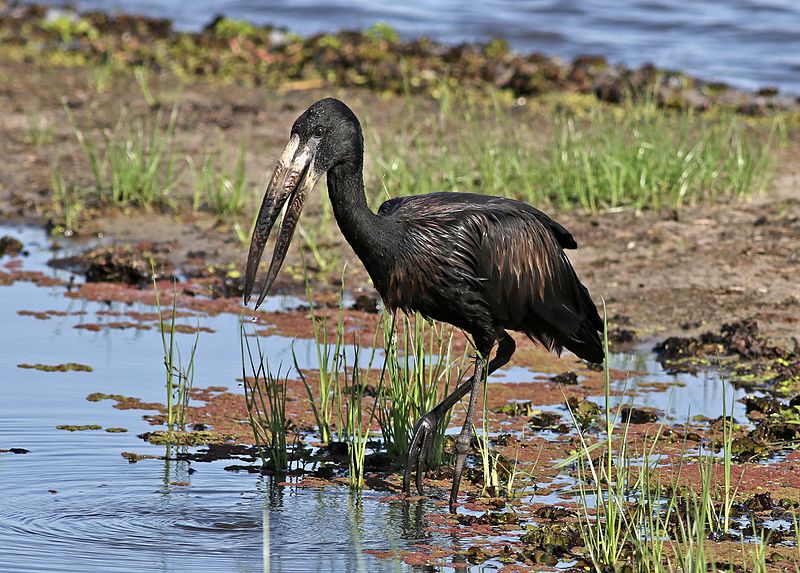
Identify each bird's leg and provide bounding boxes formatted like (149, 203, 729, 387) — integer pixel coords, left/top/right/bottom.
(403, 374, 477, 496)
(448, 356, 486, 513)
(404, 332, 515, 508)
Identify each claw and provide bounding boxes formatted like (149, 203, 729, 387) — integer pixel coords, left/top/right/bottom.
(403, 412, 439, 496)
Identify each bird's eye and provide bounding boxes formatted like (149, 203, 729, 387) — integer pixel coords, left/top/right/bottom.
(313, 126, 325, 138)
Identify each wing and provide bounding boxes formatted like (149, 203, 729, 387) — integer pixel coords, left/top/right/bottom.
(473, 208, 603, 362)
(381, 193, 602, 362)
(378, 192, 578, 249)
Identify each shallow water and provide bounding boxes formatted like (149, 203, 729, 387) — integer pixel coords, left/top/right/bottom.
(605, 351, 749, 422)
(31, 0, 800, 93)
(0, 223, 754, 571)
(0, 224, 425, 573)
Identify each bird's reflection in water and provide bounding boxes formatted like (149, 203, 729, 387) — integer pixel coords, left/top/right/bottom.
(398, 498, 430, 540)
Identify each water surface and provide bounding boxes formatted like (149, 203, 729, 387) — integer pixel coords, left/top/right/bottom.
(0, 224, 425, 573)
(30, 0, 800, 93)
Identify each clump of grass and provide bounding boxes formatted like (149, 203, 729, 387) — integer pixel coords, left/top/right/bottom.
(240, 324, 289, 471)
(377, 313, 467, 465)
(295, 272, 345, 445)
(152, 278, 198, 432)
(563, 320, 633, 568)
(474, 385, 523, 499)
(546, 105, 781, 211)
(40, 14, 98, 44)
(211, 18, 258, 40)
(90, 61, 115, 94)
(188, 146, 249, 217)
(365, 22, 399, 44)
(560, 305, 764, 571)
(65, 103, 179, 210)
(695, 381, 739, 536)
(335, 332, 382, 490)
(372, 100, 781, 213)
(50, 163, 83, 235)
(134, 65, 156, 107)
(27, 115, 54, 145)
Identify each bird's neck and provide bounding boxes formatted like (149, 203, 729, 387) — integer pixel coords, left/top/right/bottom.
(327, 161, 390, 268)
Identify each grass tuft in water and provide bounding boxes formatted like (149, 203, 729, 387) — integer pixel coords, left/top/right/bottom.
(152, 277, 198, 433)
(558, 304, 767, 572)
(377, 313, 467, 465)
(335, 330, 382, 491)
(240, 324, 290, 471)
(474, 382, 523, 499)
(295, 266, 345, 445)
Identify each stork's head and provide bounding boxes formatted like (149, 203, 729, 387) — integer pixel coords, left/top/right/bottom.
(243, 98, 362, 308)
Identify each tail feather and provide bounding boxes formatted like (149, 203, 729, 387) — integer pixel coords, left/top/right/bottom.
(564, 319, 604, 364)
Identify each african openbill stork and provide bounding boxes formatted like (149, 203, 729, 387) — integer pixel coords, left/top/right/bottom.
(243, 98, 604, 512)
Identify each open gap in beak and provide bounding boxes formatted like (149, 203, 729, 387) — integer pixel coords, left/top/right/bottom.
(253, 168, 312, 308)
(244, 135, 319, 309)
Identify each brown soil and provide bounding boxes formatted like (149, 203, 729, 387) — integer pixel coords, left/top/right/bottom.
(1, 59, 798, 346)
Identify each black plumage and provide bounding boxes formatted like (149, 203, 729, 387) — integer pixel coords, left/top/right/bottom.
(244, 98, 604, 512)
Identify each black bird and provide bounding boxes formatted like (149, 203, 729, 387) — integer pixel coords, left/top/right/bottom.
(244, 98, 604, 512)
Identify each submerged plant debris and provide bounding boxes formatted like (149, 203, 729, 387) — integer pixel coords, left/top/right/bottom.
(0, 235, 24, 257)
(138, 430, 234, 446)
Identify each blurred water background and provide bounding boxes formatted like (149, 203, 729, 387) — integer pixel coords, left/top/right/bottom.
(29, 0, 800, 94)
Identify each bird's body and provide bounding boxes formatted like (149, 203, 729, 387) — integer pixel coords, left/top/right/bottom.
(244, 98, 604, 512)
(365, 192, 603, 364)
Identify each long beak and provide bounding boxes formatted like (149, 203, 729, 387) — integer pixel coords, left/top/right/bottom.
(244, 134, 321, 309)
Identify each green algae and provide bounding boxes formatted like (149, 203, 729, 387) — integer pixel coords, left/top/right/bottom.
(138, 430, 232, 445)
(520, 522, 582, 565)
(86, 392, 126, 402)
(56, 424, 102, 431)
(18, 362, 93, 372)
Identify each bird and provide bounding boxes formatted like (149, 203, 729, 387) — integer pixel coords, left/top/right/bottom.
(243, 97, 604, 513)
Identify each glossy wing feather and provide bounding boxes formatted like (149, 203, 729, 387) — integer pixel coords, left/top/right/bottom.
(474, 210, 603, 362)
(379, 192, 603, 363)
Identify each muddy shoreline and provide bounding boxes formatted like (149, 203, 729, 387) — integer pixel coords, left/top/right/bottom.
(2, 1, 799, 113)
(0, 5, 797, 350)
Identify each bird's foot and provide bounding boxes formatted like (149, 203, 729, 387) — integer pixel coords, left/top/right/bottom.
(448, 431, 472, 513)
(403, 411, 439, 496)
